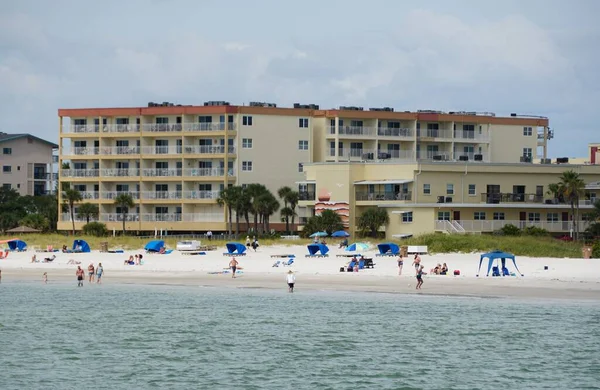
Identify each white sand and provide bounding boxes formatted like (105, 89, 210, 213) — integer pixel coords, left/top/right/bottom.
(1, 242, 599, 300)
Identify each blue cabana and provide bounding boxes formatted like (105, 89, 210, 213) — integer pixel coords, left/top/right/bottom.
(477, 250, 524, 277)
(145, 240, 165, 253)
(224, 242, 246, 255)
(8, 240, 27, 251)
(377, 243, 399, 256)
(72, 239, 91, 253)
(331, 230, 349, 237)
(306, 244, 329, 256)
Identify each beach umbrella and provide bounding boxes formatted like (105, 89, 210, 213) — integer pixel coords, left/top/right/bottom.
(346, 242, 369, 252)
(309, 231, 328, 238)
(331, 230, 350, 237)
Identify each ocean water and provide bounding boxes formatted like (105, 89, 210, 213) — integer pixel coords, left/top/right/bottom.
(0, 281, 599, 390)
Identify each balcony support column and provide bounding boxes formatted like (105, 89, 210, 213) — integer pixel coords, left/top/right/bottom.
(334, 116, 339, 163)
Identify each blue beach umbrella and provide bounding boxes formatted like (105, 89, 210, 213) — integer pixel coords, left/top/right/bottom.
(309, 231, 328, 238)
(346, 242, 369, 252)
(331, 230, 350, 237)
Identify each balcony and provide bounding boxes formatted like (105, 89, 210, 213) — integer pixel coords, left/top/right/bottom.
(377, 128, 414, 138)
(142, 168, 182, 177)
(417, 129, 453, 140)
(31, 172, 57, 180)
(417, 151, 452, 161)
(453, 131, 489, 142)
(327, 148, 367, 160)
(356, 191, 412, 201)
(183, 123, 236, 132)
(141, 146, 182, 155)
(61, 169, 99, 178)
(142, 213, 183, 222)
(141, 191, 183, 200)
(183, 145, 236, 155)
(61, 214, 87, 222)
(183, 190, 221, 200)
(100, 214, 140, 222)
(64, 125, 99, 134)
(299, 191, 315, 201)
(481, 193, 544, 204)
(183, 168, 233, 177)
(142, 124, 182, 133)
(182, 213, 224, 222)
(327, 126, 376, 137)
(100, 146, 140, 156)
(101, 191, 140, 200)
(454, 152, 486, 162)
(102, 124, 140, 134)
(101, 168, 140, 177)
(436, 220, 586, 234)
(64, 147, 100, 156)
(80, 191, 99, 200)
(361, 149, 415, 161)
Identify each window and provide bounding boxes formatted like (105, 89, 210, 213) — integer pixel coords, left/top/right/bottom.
(242, 116, 253, 126)
(298, 163, 303, 173)
(198, 116, 212, 123)
(298, 140, 309, 150)
(242, 138, 253, 149)
(523, 148, 532, 158)
(446, 184, 454, 195)
(155, 117, 168, 124)
(437, 211, 450, 221)
(423, 184, 431, 195)
(493, 212, 505, 220)
(17, 183, 20, 189)
(2, 148, 11, 155)
(547, 213, 559, 222)
(402, 212, 413, 223)
(242, 161, 253, 171)
(523, 127, 532, 136)
(17, 166, 20, 171)
(474, 211, 486, 220)
(299, 118, 309, 128)
(2, 183, 11, 189)
(468, 184, 476, 196)
(528, 213, 540, 222)
(2, 166, 11, 173)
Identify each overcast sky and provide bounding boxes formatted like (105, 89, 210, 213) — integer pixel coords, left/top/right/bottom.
(1, 0, 598, 157)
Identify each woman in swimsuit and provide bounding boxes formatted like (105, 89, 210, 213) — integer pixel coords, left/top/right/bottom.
(412, 254, 421, 275)
(397, 255, 404, 275)
(96, 263, 104, 284)
(87, 263, 95, 283)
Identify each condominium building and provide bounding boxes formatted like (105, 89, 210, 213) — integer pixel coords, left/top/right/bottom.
(57, 101, 554, 233)
(0, 133, 58, 196)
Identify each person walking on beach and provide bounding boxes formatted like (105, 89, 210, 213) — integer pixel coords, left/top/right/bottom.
(229, 257, 239, 278)
(43, 272, 47, 284)
(76, 266, 85, 287)
(87, 263, 95, 283)
(96, 263, 104, 284)
(0, 269, 2, 283)
(286, 270, 296, 293)
(397, 254, 404, 276)
(416, 265, 426, 290)
(412, 254, 421, 275)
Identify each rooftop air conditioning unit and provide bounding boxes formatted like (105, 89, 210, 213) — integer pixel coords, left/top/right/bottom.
(445, 197, 453, 203)
(474, 154, 483, 161)
(377, 152, 391, 160)
(556, 157, 569, 164)
(362, 153, 374, 160)
(339, 106, 364, 111)
(433, 155, 443, 161)
(541, 158, 551, 164)
(437, 196, 445, 203)
(459, 155, 469, 161)
(204, 101, 230, 106)
(520, 156, 532, 163)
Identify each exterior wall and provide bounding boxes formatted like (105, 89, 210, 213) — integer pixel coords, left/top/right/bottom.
(0, 137, 56, 196)
(490, 124, 539, 163)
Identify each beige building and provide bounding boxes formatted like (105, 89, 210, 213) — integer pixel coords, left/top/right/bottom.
(57, 101, 561, 233)
(0, 133, 58, 196)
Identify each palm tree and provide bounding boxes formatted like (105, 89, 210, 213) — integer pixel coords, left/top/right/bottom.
(114, 193, 135, 235)
(557, 170, 586, 240)
(234, 188, 251, 235)
(245, 183, 268, 234)
(63, 188, 82, 235)
(357, 207, 390, 237)
(278, 186, 293, 233)
(76, 202, 99, 224)
(285, 191, 299, 231)
(217, 186, 242, 235)
(258, 192, 280, 233)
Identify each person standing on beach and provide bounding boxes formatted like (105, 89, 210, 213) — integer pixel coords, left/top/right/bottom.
(397, 254, 404, 275)
(416, 265, 426, 290)
(229, 257, 239, 278)
(87, 263, 95, 283)
(412, 254, 421, 275)
(96, 263, 104, 284)
(76, 266, 85, 287)
(286, 270, 296, 293)
(0, 269, 2, 283)
(43, 272, 47, 284)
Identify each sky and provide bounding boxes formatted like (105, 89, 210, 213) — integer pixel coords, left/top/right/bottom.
(0, 0, 598, 157)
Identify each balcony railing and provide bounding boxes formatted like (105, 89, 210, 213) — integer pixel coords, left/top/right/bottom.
(435, 220, 587, 234)
(141, 146, 182, 155)
(481, 193, 544, 204)
(360, 149, 415, 161)
(183, 123, 236, 132)
(183, 168, 233, 177)
(141, 191, 183, 200)
(328, 126, 376, 136)
(377, 128, 414, 137)
(100, 146, 140, 155)
(31, 172, 57, 180)
(417, 129, 453, 139)
(102, 124, 140, 133)
(65, 147, 100, 156)
(453, 131, 489, 142)
(79, 191, 99, 200)
(142, 213, 183, 222)
(142, 168, 182, 177)
(61, 214, 87, 222)
(299, 191, 315, 201)
(61, 169, 99, 178)
(142, 124, 182, 133)
(183, 190, 221, 200)
(356, 191, 412, 201)
(101, 168, 140, 177)
(65, 125, 99, 134)
(183, 145, 236, 154)
(454, 152, 486, 162)
(182, 213, 224, 222)
(100, 214, 140, 222)
(101, 191, 140, 200)
(417, 151, 452, 161)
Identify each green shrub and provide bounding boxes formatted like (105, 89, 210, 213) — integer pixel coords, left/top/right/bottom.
(82, 222, 108, 237)
(592, 241, 600, 259)
(523, 226, 550, 237)
(499, 224, 521, 236)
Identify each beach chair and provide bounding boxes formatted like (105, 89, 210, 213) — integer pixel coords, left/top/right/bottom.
(282, 259, 294, 266)
(223, 242, 247, 256)
(375, 243, 400, 257)
(305, 244, 329, 258)
(358, 259, 365, 269)
(492, 266, 500, 277)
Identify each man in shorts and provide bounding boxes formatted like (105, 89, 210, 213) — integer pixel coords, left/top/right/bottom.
(76, 266, 85, 287)
(229, 257, 239, 278)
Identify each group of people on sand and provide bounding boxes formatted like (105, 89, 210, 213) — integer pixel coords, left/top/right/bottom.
(123, 254, 144, 266)
(74, 262, 103, 286)
(395, 253, 428, 290)
(245, 236, 260, 251)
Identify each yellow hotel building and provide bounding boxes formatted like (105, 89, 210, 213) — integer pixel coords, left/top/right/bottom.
(57, 101, 599, 235)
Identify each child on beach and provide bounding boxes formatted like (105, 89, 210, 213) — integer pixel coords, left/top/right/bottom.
(96, 263, 103, 284)
(397, 255, 404, 275)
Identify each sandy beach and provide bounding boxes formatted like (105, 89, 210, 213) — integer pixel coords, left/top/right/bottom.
(1, 242, 599, 300)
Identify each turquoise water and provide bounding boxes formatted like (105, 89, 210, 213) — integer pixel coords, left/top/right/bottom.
(0, 282, 599, 390)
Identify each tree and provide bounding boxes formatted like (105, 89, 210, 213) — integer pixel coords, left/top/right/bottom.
(217, 186, 241, 235)
(19, 213, 49, 232)
(557, 170, 586, 240)
(114, 193, 135, 235)
(77, 202, 99, 224)
(286, 191, 299, 233)
(357, 207, 390, 237)
(278, 186, 298, 233)
(63, 188, 82, 235)
(0, 188, 28, 232)
(302, 210, 344, 237)
(257, 192, 280, 233)
(245, 184, 269, 234)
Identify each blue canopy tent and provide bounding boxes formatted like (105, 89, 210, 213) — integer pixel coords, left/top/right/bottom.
(309, 231, 328, 238)
(8, 240, 27, 251)
(72, 239, 91, 253)
(331, 230, 349, 237)
(377, 243, 399, 256)
(145, 240, 165, 253)
(477, 250, 524, 277)
(224, 242, 247, 256)
(306, 244, 329, 257)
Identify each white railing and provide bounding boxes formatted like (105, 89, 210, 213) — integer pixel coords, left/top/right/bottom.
(64, 125, 99, 134)
(142, 168, 182, 177)
(182, 213, 224, 222)
(183, 190, 221, 200)
(183, 123, 236, 131)
(61, 169, 99, 178)
(435, 219, 588, 233)
(101, 191, 140, 200)
(327, 126, 376, 136)
(453, 132, 490, 142)
(451, 220, 466, 233)
(63, 147, 100, 156)
(141, 124, 182, 133)
(79, 191, 99, 200)
(100, 146, 140, 155)
(141, 146, 182, 155)
(141, 214, 183, 222)
(360, 149, 415, 160)
(417, 129, 453, 139)
(100, 214, 140, 222)
(101, 124, 140, 133)
(377, 128, 414, 137)
(453, 152, 487, 162)
(141, 191, 182, 200)
(60, 214, 86, 222)
(101, 168, 140, 177)
(417, 151, 452, 160)
(182, 145, 236, 154)
(183, 168, 234, 177)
